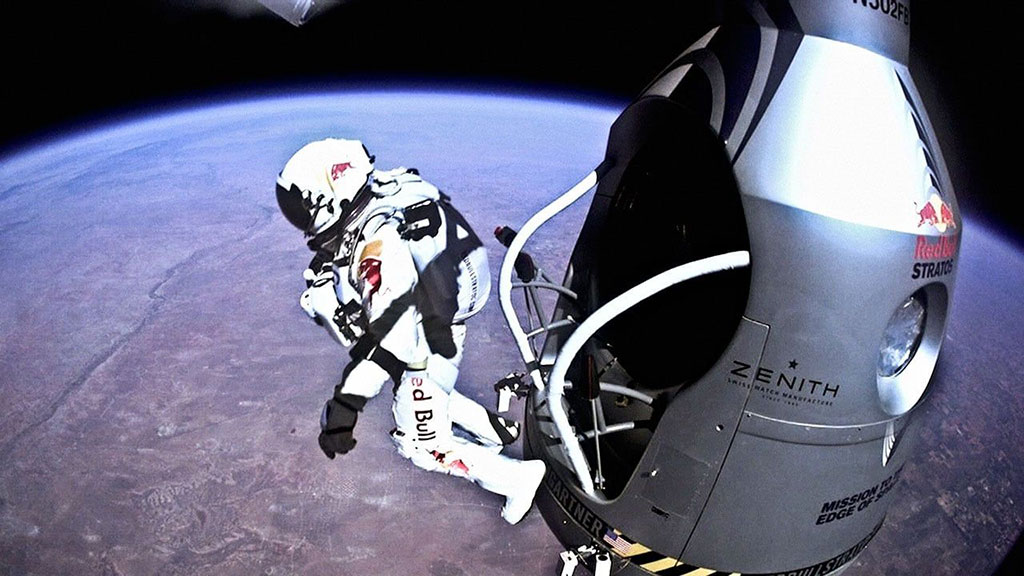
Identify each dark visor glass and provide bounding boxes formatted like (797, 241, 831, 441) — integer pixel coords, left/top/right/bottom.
(276, 182, 313, 232)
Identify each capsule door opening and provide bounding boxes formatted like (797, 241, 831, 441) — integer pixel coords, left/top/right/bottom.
(552, 95, 753, 498)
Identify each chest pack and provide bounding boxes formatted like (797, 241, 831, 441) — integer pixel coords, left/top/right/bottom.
(338, 168, 485, 358)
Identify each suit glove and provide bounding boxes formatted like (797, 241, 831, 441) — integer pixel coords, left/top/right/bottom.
(317, 393, 367, 459)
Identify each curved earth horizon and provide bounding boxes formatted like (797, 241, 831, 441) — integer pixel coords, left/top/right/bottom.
(0, 90, 1019, 575)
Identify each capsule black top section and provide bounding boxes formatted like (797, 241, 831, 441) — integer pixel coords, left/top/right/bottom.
(723, 0, 911, 64)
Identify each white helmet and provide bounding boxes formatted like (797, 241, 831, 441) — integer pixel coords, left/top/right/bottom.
(276, 138, 375, 237)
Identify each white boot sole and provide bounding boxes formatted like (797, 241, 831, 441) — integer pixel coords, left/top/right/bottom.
(501, 460, 547, 525)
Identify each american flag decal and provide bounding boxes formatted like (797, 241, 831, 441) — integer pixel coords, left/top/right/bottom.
(602, 529, 647, 558)
(599, 528, 742, 575)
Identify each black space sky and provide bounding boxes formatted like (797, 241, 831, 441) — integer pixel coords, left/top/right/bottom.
(2, 1, 1021, 239)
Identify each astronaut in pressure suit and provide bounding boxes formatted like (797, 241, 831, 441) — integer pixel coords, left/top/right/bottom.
(275, 138, 546, 524)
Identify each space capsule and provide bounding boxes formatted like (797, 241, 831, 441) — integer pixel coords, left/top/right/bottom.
(258, 0, 337, 26)
(497, 1, 959, 574)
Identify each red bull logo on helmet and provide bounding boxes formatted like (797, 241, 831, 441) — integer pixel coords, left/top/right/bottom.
(915, 193, 957, 233)
(330, 162, 353, 181)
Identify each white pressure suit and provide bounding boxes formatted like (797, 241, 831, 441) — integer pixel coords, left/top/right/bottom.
(276, 139, 545, 524)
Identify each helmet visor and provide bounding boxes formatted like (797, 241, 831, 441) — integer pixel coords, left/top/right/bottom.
(276, 181, 313, 233)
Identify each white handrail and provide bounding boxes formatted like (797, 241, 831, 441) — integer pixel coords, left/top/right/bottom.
(547, 251, 751, 497)
(565, 382, 654, 405)
(498, 169, 600, 391)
